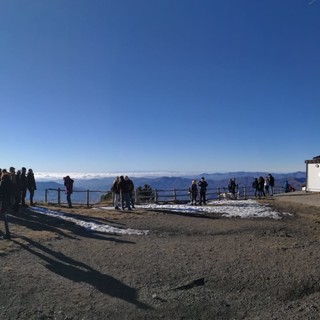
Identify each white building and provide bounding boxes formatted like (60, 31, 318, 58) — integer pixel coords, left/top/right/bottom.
(305, 155, 320, 192)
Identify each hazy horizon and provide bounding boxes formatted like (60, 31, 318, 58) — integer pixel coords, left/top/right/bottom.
(33, 170, 306, 181)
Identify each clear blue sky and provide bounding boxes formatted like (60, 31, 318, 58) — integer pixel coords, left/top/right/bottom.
(1, 0, 319, 174)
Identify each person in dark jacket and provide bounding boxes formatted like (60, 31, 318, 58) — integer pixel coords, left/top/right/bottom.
(27, 169, 37, 206)
(0, 173, 13, 213)
(228, 178, 237, 199)
(9, 167, 20, 213)
(252, 178, 259, 198)
(118, 176, 132, 210)
(268, 174, 275, 196)
(63, 176, 74, 208)
(125, 176, 135, 208)
(20, 167, 28, 207)
(257, 176, 265, 198)
(0, 173, 13, 239)
(189, 179, 198, 205)
(111, 176, 120, 209)
(198, 177, 208, 205)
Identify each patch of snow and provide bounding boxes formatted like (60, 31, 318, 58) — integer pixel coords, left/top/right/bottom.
(28, 206, 148, 235)
(128, 199, 291, 220)
(28, 199, 290, 239)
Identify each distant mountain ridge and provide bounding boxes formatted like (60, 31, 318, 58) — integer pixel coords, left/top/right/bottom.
(33, 171, 306, 203)
(196, 171, 306, 181)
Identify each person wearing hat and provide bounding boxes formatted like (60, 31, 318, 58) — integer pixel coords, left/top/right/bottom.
(198, 177, 208, 205)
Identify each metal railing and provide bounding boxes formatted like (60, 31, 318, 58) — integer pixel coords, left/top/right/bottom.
(43, 185, 286, 207)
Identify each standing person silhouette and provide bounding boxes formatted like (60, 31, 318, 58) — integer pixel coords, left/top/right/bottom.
(268, 174, 275, 196)
(63, 176, 74, 208)
(20, 167, 28, 207)
(27, 169, 37, 206)
(252, 178, 259, 198)
(118, 176, 132, 210)
(198, 177, 208, 205)
(228, 178, 237, 200)
(189, 179, 198, 205)
(125, 176, 135, 208)
(0, 172, 13, 239)
(111, 176, 120, 210)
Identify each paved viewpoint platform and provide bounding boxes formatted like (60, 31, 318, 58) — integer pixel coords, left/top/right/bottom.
(274, 191, 320, 208)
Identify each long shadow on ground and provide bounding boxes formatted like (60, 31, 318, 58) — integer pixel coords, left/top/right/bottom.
(8, 208, 136, 244)
(147, 209, 220, 219)
(13, 236, 151, 310)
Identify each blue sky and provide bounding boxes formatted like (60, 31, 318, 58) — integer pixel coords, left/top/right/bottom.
(1, 0, 319, 174)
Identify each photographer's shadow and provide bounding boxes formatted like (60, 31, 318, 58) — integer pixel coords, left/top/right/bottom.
(15, 236, 151, 310)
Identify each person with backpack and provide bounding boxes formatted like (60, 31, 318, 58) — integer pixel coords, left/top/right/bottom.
(228, 178, 237, 199)
(118, 176, 132, 210)
(27, 169, 37, 206)
(63, 176, 74, 208)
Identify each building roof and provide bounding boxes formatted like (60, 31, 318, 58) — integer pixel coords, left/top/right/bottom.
(305, 155, 320, 164)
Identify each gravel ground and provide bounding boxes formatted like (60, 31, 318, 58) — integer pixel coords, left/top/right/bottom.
(1, 193, 320, 320)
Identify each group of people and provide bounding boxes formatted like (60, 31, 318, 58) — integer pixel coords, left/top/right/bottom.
(188, 177, 208, 205)
(189, 175, 276, 203)
(252, 174, 275, 198)
(62, 175, 136, 210)
(111, 175, 135, 210)
(0, 169, 278, 214)
(0, 166, 37, 213)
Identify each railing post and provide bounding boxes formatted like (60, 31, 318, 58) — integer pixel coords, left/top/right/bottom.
(135, 189, 138, 205)
(86, 189, 90, 207)
(155, 189, 158, 203)
(218, 188, 221, 200)
(173, 189, 177, 202)
(244, 186, 247, 199)
(45, 189, 48, 203)
(58, 188, 61, 206)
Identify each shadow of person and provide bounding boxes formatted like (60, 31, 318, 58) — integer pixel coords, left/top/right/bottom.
(9, 210, 137, 244)
(14, 237, 151, 310)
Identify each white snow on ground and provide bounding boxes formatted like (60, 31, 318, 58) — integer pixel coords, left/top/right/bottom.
(28, 206, 148, 236)
(143, 199, 290, 219)
(98, 199, 290, 220)
(28, 199, 290, 236)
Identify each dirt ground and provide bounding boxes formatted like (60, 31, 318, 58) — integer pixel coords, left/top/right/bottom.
(1, 192, 320, 320)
